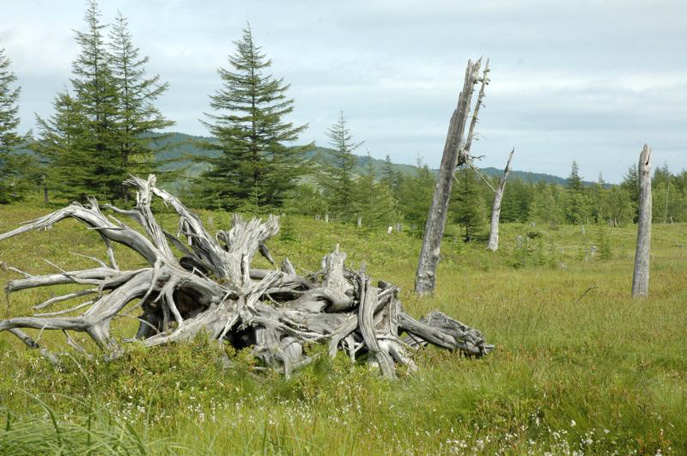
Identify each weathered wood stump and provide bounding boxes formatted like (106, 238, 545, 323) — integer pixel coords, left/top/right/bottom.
(0, 175, 493, 378)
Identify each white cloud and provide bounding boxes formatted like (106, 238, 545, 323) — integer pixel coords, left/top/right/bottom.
(2, 0, 686, 182)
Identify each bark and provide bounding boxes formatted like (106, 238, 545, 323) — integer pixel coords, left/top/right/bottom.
(487, 149, 515, 252)
(414, 59, 482, 295)
(632, 144, 652, 298)
(0, 174, 493, 377)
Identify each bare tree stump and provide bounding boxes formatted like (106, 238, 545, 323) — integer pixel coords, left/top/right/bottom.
(415, 59, 485, 295)
(0, 175, 493, 377)
(632, 144, 652, 298)
(487, 148, 514, 252)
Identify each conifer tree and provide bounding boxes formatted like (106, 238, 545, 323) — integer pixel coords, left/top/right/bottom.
(198, 26, 309, 211)
(353, 152, 397, 228)
(565, 160, 591, 224)
(35, 91, 90, 201)
(36, 1, 173, 202)
(70, 0, 122, 201)
(397, 156, 434, 235)
(452, 166, 486, 241)
(109, 13, 174, 185)
(380, 154, 399, 193)
(319, 111, 361, 220)
(0, 44, 29, 203)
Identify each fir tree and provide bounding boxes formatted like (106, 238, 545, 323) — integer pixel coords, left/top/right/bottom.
(35, 91, 90, 201)
(0, 44, 30, 203)
(380, 153, 399, 192)
(198, 26, 309, 211)
(397, 156, 434, 236)
(69, 0, 122, 201)
(319, 111, 361, 220)
(353, 151, 398, 228)
(36, 2, 173, 202)
(566, 160, 584, 192)
(565, 160, 590, 224)
(108, 12, 174, 188)
(620, 163, 640, 222)
(452, 166, 486, 241)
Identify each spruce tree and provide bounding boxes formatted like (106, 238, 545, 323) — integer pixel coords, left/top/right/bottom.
(397, 156, 434, 236)
(35, 91, 90, 201)
(109, 12, 174, 186)
(36, 1, 173, 202)
(319, 111, 361, 220)
(0, 44, 29, 203)
(69, 0, 122, 201)
(198, 26, 309, 211)
(565, 160, 591, 224)
(380, 154, 399, 192)
(452, 166, 486, 241)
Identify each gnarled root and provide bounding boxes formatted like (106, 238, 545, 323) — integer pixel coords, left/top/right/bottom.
(0, 174, 493, 377)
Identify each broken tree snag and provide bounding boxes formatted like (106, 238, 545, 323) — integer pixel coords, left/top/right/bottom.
(0, 174, 493, 376)
(632, 144, 652, 298)
(414, 59, 483, 295)
(487, 148, 515, 252)
(461, 58, 490, 165)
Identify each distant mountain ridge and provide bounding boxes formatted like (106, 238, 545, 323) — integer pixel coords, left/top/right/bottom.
(153, 132, 588, 186)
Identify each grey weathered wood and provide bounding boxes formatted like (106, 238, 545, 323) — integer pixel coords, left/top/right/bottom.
(0, 174, 494, 377)
(415, 59, 482, 295)
(632, 144, 652, 298)
(462, 58, 490, 164)
(357, 272, 395, 379)
(487, 148, 514, 251)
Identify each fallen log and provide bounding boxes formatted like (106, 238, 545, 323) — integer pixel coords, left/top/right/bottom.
(0, 175, 493, 377)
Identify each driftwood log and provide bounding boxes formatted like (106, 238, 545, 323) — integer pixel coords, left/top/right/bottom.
(0, 175, 493, 378)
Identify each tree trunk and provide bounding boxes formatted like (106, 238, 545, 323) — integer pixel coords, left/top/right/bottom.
(632, 144, 652, 298)
(414, 59, 482, 295)
(0, 174, 493, 377)
(487, 149, 514, 251)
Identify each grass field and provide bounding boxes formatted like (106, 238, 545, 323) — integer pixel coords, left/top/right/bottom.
(0, 203, 686, 455)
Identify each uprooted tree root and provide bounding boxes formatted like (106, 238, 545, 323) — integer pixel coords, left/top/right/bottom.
(0, 175, 493, 378)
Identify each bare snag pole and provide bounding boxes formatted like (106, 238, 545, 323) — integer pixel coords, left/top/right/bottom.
(632, 144, 652, 298)
(414, 59, 483, 295)
(487, 148, 514, 252)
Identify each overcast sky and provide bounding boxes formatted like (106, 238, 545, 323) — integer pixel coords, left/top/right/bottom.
(3, 0, 686, 182)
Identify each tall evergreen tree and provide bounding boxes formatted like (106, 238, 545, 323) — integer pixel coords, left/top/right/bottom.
(35, 91, 90, 201)
(380, 153, 399, 193)
(354, 151, 397, 227)
(397, 156, 435, 235)
(0, 44, 29, 203)
(36, 1, 174, 202)
(109, 12, 174, 184)
(566, 160, 584, 192)
(319, 111, 361, 220)
(69, 0, 122, 201)
(620, 163, 640, 222)
(198, 26, 309, 211)
(565, 160, 590, 224)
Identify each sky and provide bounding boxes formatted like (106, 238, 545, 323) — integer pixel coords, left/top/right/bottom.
(2, 0, 686, 183)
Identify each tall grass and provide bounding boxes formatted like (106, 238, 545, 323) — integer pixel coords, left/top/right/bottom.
(1, 205, 686, 454)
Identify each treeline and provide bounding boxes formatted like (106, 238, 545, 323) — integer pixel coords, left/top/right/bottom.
(2, 1, 687, 236)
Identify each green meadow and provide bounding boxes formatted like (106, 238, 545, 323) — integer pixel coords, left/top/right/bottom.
(0, 203, 685, 455)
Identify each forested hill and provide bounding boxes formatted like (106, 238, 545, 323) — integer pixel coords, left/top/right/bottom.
(154, 132, 580, 185)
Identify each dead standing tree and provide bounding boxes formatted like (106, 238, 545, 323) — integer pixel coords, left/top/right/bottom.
(632, 144, 652, 298)
(0, 175, 493, 378)
(414, 59, 489, 295)
(487, 149, 515, 252)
